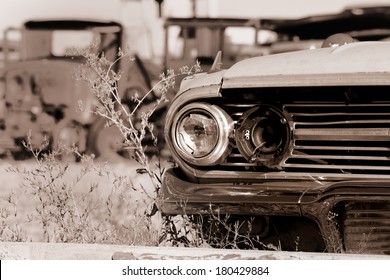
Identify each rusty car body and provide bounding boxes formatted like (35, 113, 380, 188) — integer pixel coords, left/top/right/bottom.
(163, 5, 390, 72)
(161, 37, 390, 254)
(0, 19, 160, 160)
(261, 5, 390, 54)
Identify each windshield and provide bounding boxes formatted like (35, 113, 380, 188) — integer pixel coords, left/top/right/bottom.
(167, 24, 277, 59)
(22, 29, 100, 59)
(52, 30, 97, 56)
(21, 26, 120, 61)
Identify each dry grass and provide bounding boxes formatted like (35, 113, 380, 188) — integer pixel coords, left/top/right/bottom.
(0, 157, 165, 245)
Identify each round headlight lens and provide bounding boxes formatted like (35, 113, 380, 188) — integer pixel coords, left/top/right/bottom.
(177, 112, 218, 157)
(172, 103, 233, 166)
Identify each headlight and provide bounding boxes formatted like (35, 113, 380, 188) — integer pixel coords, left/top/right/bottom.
(172, 102, 234, 166)
(236, 105, 290, 169)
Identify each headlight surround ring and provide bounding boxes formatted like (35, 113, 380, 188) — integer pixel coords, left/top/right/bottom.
(236, 105, 291, 169)
(171, 102, 234, 166)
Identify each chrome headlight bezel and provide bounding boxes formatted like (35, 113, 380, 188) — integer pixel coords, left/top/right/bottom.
(235, 105, 291, 169)
(171, 102, 234, 166)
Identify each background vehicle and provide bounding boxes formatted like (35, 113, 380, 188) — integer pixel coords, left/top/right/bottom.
(163, 17, 271, 72)
(161, 35, 390, 254)
(163, 5, 390, 72)
(261, 5, 390, 54)
(0, 20, 160, 161)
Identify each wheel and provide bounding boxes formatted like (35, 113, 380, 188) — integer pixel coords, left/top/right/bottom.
(52, 119, 87, 162)
(88, 118, 132, 162)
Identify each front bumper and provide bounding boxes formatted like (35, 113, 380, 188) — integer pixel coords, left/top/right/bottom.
(161, 167, 390, 214)
(161, 167, 390, 253)
(160, 168, 320, 216)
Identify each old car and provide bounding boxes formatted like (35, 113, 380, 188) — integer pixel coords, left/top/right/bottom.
(163, 5, 390, 72)
(262, 5, 390, 54)
(163, 17, 270, 72)
(0, 20, 161, 160)
(161, 34, 390, 254)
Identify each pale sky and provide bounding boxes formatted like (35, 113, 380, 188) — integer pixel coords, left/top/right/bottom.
(217, 0, 390, 18)
(2, 0, 390, 33)
(1, 0, 390, 58)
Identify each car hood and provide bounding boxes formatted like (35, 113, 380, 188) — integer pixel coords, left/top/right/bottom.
(222, 41, 390, 88)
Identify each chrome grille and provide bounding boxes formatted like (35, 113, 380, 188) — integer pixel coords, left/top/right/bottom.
(285, 104, 390, 175)
(343, 202, 390, 255)
(217, 89, 390, 176)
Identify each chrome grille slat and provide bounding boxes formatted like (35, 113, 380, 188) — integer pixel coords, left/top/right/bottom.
(284, 163, 390, 171)
(220, 162, 257, 167)
(294, 128, 390, 141)
(294, 119, 390, 126)
(344, 220, 390, 226)
(345, 228, 390, 234)
(290, 153, 390, 161)
(345, 209, 390, 216)
(343, 203, 390, 255)
(292, 112, 390, 117)
(286, 104, 390, 107)
(294, 145, 390, 151)
(228, 153, 246, 158)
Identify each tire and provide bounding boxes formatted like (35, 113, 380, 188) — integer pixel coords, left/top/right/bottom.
(88, 117, 132, 162)
(52, 119, 87, 162)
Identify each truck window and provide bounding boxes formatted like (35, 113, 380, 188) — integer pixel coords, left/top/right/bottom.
(52, 30, 96, 56)
(167, 26, 184, 59)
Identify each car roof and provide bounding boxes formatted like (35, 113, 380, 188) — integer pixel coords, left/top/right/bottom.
(23, 20, 122, 31)
(261, 6, 390, 41)
(164, 17, 259, 28)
